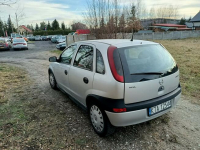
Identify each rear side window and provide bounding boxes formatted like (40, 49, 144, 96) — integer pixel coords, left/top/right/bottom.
(96, 49, 105, 74)
(73, 45, 93, 71)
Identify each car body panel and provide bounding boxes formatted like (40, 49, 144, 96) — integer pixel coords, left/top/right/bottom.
(12, 38, 28, 49)
(49, 39, 181, 128)
(124, 71, 179, 104)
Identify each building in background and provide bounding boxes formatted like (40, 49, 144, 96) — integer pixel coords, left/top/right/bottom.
(141, 18, 180, 29)
(149, 24, 192, 32)
(18, 25, 32, 35)
(190, 11, 200, 30)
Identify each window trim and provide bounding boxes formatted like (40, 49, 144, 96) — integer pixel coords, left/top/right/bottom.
(73, 44, 94, 72)
(96, 49, 105, 74)
(59, 44, 77, 65)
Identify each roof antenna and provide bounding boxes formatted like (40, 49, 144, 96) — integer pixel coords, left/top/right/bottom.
(130, 29, 134, 41)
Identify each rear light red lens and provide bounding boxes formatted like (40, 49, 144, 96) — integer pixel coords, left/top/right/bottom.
(107, 45, 124, 82)
(5, 43, 9, 47)
(113, 108, 127, 113)
(23, 43, 26, 45)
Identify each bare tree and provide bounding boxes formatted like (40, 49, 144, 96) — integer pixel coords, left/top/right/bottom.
(0, 0, 17, 6)
(149, 7, 156, 19)
(174, 6, 179, 20)
(83, 0, 143, 39)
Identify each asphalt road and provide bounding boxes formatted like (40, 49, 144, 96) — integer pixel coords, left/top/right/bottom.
(0, 41, 199, 150)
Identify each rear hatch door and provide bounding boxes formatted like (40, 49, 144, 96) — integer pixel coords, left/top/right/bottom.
(117, 44, 179, 104)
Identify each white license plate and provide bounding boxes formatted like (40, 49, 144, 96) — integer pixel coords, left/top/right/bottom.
(149, 100, 172, 116)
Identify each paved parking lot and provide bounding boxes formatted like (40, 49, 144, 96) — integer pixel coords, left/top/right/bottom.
(0, 41, 199, 150)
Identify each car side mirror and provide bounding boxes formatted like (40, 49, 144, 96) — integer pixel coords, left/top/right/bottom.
(49, 56, 57, 62)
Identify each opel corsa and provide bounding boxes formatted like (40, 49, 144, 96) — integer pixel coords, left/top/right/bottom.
(48, 39, 181, 136)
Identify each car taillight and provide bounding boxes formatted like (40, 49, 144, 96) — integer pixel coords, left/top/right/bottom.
(23, 43, 26, 45)
(107, 45, 124, 82)
(113, 108, 127, 113)
(5, 43, 9, 47)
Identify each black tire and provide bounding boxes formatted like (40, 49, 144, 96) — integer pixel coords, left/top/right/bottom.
(49, 71, 58, 90)
(89, 103, 116, 137)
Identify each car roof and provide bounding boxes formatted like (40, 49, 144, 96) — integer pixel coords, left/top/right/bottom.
(78, 39, 158, 48)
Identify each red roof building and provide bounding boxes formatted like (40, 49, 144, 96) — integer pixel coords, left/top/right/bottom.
(18, 25, 32, 35)
(150, 24, 192, 32)
(153, 24, 187, 28)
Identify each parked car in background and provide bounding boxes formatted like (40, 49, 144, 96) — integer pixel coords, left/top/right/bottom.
(56, 42, 66, 50)
(57, 36, 66, 43)
(41, 36, 48, 41)
(12, 38, 28, 50)
(51, 36, 59, 43)
(47, 35, 52, 40)
(48, 39, 181, 136)
(0, 38, 12, 51)
(35, 35, 42, 41)
(29, 36, 35, 41)
(22, 36, 29, 42)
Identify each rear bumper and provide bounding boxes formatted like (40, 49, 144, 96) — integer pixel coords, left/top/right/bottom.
(105, 88, 181, 127)
(13, 45, 27, 49)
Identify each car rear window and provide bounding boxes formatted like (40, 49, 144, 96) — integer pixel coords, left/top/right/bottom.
(13, 39, 25, 42)
(120, 44, 175, 74)
(117, 44, 178, 83)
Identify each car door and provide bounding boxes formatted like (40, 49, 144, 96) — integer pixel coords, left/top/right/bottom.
(69, 44, 95, 106)
(53, 45, 77, 93)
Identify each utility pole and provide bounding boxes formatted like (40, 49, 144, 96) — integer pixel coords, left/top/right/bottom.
(15, 13, 19, 34)
(0, 17, 5, 37)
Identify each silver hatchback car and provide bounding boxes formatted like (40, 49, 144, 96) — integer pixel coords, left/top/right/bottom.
(48, 39, 181, 136)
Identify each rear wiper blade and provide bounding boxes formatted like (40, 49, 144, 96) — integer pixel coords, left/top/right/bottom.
(131, 72, 164, 75)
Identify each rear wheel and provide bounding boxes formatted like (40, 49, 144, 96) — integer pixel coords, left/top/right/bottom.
(89, 103, 116, 137)
(49, 72, 57, 90)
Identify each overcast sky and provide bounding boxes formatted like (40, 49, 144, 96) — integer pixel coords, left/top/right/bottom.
(0, 0, 199, 27)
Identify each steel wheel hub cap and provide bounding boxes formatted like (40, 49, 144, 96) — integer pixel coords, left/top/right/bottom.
(50, 74, 55, 86)
(90, 105, 104, 132)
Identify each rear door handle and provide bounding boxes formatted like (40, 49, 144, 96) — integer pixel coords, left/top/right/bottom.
(64, 70, 68, 75)
(83, 77, 89, 84)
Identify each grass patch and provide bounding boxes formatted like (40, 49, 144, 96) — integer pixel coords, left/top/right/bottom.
(153, 37, 200, 103)
(28, 41, 35, 44)
(0, 64, 28, 104)
(50, 49, 62, 55)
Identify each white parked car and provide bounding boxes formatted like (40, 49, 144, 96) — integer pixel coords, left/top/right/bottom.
(56, 42, 66, 50)
(57, 36, 66, 43)
(48, 39, 181, 136)
(35, 35, 42, 41)
(12, 38, 28, 50)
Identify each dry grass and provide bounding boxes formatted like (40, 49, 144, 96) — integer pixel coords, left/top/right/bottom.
(0, 64, 28, 103)
(50, 49, 62, 56)
(153, 38, 200, 103)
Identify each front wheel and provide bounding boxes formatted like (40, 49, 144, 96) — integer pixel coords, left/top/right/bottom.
(49, 72, 57, 90)
(89, 103, 116, 137)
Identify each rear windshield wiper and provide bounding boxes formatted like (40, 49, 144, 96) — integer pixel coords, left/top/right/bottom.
(131, 72, 164, 75)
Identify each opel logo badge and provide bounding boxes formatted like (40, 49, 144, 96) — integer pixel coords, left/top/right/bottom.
(159, 79, 164, 85)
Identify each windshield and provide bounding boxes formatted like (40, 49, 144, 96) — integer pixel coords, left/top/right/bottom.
(120, 44, 176, 74)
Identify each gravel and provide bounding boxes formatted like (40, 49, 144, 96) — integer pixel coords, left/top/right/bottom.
(0, 41, 199, 150)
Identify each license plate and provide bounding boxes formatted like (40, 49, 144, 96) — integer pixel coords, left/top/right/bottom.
(149, 100, 172, 116)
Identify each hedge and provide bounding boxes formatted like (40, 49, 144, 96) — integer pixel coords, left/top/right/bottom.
(33, 29, 75, 36)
